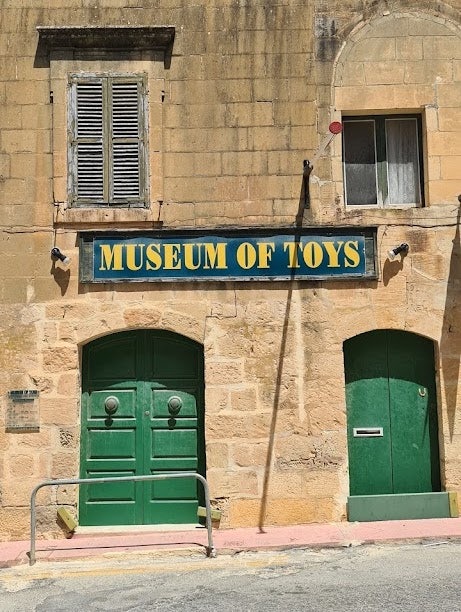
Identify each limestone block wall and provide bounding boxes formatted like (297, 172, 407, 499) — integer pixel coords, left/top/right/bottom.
(1, 1, 461, 540)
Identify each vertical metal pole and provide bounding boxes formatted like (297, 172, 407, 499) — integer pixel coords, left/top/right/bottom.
(196, 473, 216, 557)
(29, 484, 41, 566)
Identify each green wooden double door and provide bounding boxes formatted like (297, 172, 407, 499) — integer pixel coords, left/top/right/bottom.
(344, 330, 441, 497)
(79, 330, 205, 526)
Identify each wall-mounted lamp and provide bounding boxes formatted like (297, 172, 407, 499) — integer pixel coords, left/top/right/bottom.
(51, 247, 71, 267)
(388, 243, 409, 261)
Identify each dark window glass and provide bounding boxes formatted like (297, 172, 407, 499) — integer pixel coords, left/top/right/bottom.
(343, 120, 377, 206)
(342, 115, 423, 208)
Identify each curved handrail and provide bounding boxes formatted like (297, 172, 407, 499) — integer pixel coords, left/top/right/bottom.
(29, 472, 216, 565)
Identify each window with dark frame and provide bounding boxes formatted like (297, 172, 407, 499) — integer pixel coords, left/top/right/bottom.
(68, 74, 148, 207)
(342, 115, 424, 208)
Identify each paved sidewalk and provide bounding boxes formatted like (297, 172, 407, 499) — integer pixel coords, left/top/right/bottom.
(2, 517, 461, 568)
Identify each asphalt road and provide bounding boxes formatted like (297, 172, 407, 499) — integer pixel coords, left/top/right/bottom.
(0, 542, 460, 611)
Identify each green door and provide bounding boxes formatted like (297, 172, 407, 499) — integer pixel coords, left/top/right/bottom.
(344, 330, 440, 497)
(79, 330, 205, 526)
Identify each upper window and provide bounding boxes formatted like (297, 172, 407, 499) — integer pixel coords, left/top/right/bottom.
(342, 115, 423, 208)
(68, 74, 148, 207)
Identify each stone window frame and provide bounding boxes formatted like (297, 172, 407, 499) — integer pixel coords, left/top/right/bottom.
(37, 26, 174, 225)
(342, 113, 425, 210)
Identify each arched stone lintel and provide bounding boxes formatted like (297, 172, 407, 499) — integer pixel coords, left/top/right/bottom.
(343, 326, 438, 347)
(75, 307, 205, 348)
(334, 1, 461, 51)
(333, 8, 461, 89)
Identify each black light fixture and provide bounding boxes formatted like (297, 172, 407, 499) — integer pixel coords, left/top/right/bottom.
(51, 247, 71, 266)
(388, 243, 409, 261)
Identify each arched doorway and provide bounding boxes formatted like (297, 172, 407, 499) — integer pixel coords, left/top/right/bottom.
(344, 330, 441, 515)
(79, 330, 206, 526)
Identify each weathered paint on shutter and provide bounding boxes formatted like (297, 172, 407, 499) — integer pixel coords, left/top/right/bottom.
(74, 80, 105, 202)
(69, 75, 147, 207)
(111, 81, 143, 202)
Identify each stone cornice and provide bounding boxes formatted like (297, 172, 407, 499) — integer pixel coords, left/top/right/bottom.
(36, 25, 175, 51)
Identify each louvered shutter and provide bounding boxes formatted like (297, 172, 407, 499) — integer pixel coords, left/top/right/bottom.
(69, 75, 146, 206)
(110, 81, 143, 203)
(74, 80, 105, 202)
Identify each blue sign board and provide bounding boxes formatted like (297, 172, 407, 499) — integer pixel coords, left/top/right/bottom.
(83, 231, 374, 282)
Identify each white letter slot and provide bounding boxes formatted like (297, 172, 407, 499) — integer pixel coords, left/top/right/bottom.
(353, 427, 383, 437)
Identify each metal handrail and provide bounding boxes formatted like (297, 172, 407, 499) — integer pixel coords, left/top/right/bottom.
(29, 472, 216, 565)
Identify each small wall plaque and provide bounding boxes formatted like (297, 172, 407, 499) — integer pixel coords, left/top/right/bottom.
(6, 390, 40, 432)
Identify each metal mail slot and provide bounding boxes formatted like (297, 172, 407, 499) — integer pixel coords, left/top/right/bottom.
(353, 427, 383, 437)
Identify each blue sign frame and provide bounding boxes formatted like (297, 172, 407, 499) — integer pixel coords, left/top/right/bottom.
(79, 229, 377, 283)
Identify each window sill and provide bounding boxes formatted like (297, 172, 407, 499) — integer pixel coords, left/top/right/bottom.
(341, 202, 457, 226)
(53, 204, 162, 228)
(346, 204, 422, 210)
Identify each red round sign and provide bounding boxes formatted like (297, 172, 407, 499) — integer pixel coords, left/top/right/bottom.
(329, 121, 343, 134)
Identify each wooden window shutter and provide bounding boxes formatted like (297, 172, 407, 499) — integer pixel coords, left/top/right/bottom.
(72, 79, 105, 203)
(110, 80, 144, 203)
(69, 75, 147, 207)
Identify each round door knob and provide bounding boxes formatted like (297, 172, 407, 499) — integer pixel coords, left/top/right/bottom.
(104, 396, 119, 414)
(168, 396, 182, 415)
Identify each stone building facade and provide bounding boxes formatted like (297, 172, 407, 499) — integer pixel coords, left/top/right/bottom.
(1, 0, 461, 540)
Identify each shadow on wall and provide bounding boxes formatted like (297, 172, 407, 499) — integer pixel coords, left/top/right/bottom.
(382, 257, 404, 287)
(440, 204, 461, 441)
(50, 262, 70, 296)
(258, 189, 309, 530)
(258, 282, 294, 532)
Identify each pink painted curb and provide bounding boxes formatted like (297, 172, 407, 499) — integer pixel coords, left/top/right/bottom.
(1, 518, 461, 568)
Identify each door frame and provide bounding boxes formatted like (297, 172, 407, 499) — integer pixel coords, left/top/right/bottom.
(343, 329, 447, 521)
(78, 328, 206, 526)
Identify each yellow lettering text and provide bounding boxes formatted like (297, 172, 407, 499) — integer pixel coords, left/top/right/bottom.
(184, 243, 201, 271)
(203, 243, 228, 269)
(323, 241, 344, 268)
(257, 242, 276, 269)
(163, 243, 182, 270)
(303, 241, 323, 268)
(145, 244, 162, 271)
(236, 242, 257, 269)
(126, 244, 144, 271)
(344, 240, 361, 268)
(99, 244, 124, 271)
(283, 242, 302, 268)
